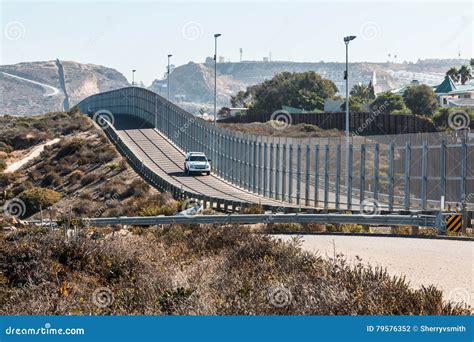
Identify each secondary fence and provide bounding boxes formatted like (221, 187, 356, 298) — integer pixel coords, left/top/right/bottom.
(218, 111, 438, 135)
(77, 87, 473, 213)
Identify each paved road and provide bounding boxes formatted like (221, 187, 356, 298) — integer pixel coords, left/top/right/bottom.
(114, 115, 301, 208)
(1, 71, 60, 97)
(277, 234, 473, 307)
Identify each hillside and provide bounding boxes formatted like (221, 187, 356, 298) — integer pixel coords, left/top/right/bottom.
(149, 59, 470, 113)
(0, 110, 175, 222)
(0, 61, 129, 116)
(0, 110, 470, 316)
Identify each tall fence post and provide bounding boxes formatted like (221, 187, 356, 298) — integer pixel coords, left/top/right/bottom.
(360, 144, 366, 208)
(276, 144, 281, 200)
(335, 144, 341, 210)
(374, 144, 379, 202)
(461, 137, 467, 205)
(440, 140, 446, 209)
(347, 144, 353, 210)
(263, 143, 268, 197)
(314, 145, 319, 208)
(252, 140, 258, 193)
(404, 141, 411, 211)
(305, 145, 310, 207)
(258, 142, 263, 195)
(324, 144, 329, 210)
(288, 145, 293, 203)
(388, 143, 395, 211)
(269, 143, 274, 198)
(282, 144, 287, 202)
(421, 140, 428, 210)
(296, 145, 302, 205)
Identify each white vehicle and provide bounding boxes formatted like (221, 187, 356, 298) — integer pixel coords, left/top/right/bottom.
(184, 152, 211, 175)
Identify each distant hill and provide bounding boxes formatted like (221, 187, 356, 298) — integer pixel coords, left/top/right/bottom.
(149, 58, 470, 113)
(0, 60, 129, 116)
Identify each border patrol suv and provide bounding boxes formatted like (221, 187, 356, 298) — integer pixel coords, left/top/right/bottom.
(184, 152, 211, 175)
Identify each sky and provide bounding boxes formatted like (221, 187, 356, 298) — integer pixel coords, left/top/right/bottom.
(1, 0, 472, 85)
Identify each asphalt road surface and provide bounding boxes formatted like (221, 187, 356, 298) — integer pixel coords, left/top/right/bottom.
(276, 234, 473, 307)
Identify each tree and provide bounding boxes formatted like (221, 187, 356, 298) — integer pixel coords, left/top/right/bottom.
(402, 84, 438, 116)
(446, 67, 459, 82)
(230, 71, 338, 115)
(458, 65, 472, 85)
(350, 84, 375, 103)
(370, 92, 406, 114)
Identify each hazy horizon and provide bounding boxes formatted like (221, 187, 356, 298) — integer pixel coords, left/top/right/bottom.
(1, 0, 472, 84)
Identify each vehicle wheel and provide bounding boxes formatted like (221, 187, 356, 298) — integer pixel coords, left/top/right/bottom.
(206, 171, 210, 175)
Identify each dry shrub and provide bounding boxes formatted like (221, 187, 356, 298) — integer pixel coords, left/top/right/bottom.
(69, 170, 84, 184)
(241, 204, 265, 214)
(0, 225, 469, 316)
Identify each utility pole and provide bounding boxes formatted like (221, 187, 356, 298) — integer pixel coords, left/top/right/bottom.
(167, 54, 172, 101)
(213, 33, 221, 125)
(344, 35, 356, 207)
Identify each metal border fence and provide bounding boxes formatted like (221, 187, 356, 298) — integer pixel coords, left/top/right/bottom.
(77, 87, 473, 212)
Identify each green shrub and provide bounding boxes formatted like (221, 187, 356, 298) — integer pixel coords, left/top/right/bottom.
(19, 187, 61, 217)
(56, 139, 84, 159)
(0, 158, 6, 172)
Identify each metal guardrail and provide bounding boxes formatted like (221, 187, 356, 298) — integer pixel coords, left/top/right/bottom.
(80, 213, 439, 228)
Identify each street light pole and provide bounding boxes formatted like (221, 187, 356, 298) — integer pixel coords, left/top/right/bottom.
(213, 33, 221, 125)
(344, 35, 356, 208)
(132, 69, 136, 86)
(167, 54, 172, 101)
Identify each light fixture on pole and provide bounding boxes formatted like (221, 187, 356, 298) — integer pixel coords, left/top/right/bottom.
(213, 33, 221, 125)
(132, 69, 136, 86)
(167, 54, 172, 101)
(343, 35, 356, 208)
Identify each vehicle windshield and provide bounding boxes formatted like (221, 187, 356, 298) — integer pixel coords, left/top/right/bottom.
(189, 156, 207, 162)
